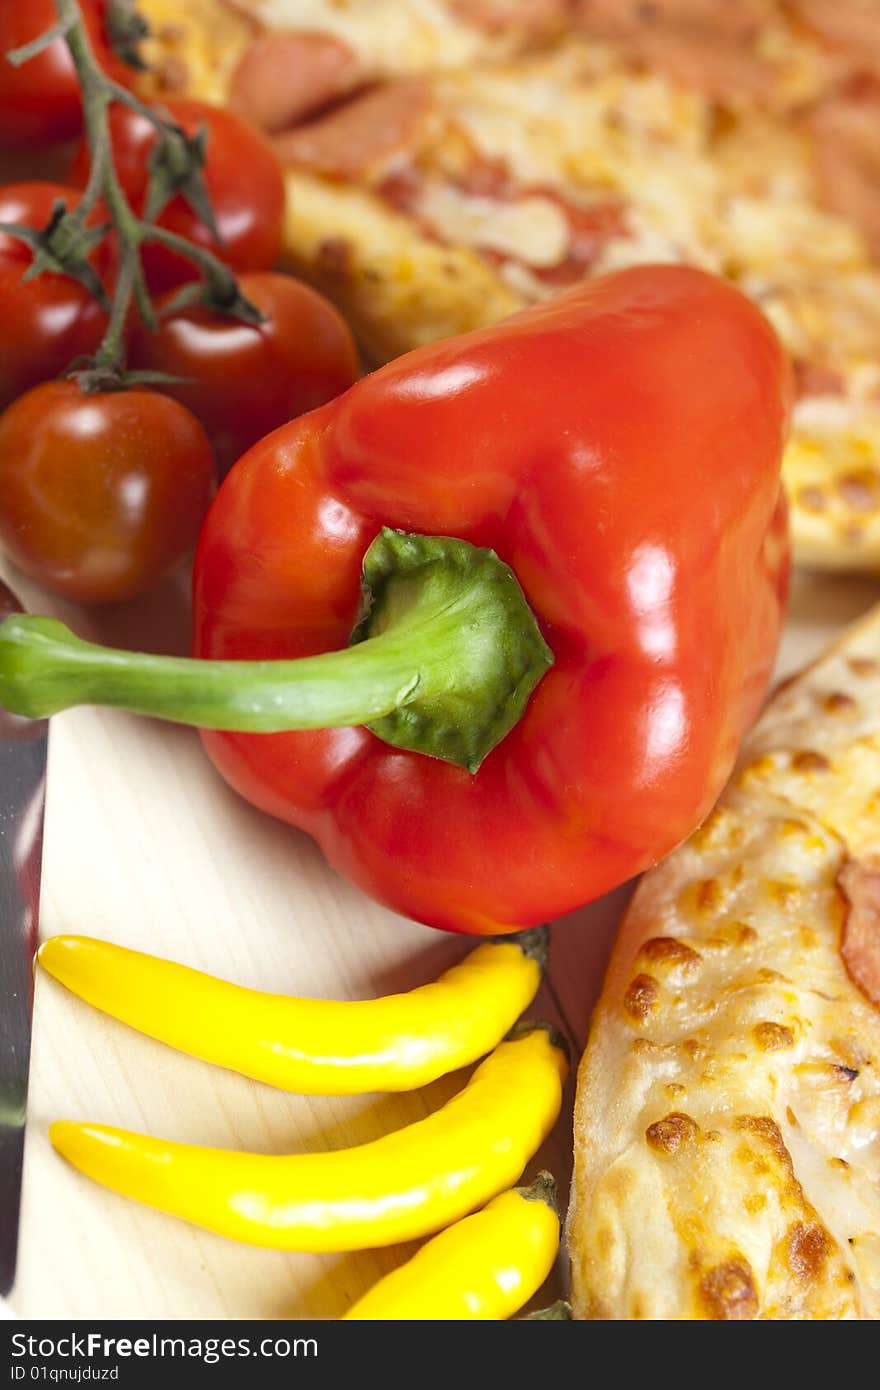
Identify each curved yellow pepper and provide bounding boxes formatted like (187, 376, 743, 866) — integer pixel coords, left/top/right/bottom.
(343, 1173, 560, 1320)
(38, 928, 546, 1095)
(50, 1024, 567, 1252)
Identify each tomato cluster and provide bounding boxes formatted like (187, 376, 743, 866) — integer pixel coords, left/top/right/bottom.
(0, 12, 359, 604)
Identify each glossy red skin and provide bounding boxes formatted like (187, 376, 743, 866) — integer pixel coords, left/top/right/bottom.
(0, 380, 215, 603)
(0, 182, 108, 412)
(193, 265, 792, 935)
(71, 98, 286, 292)
(130, 272, 360, 476)
(0, 0, 124, 147)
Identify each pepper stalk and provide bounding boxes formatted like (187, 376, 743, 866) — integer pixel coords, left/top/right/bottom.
(0, 530, 554, 772)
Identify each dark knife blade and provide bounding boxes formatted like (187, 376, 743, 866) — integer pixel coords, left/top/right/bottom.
(0, 580, 48, 1297)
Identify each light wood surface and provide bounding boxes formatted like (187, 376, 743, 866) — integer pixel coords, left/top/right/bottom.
(3, 557, 879, 1319)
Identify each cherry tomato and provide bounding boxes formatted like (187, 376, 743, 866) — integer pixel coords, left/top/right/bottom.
(0, 380, 215, 603)
(0, 0, 125, 148)
(0, 182, 108, 412)
(131, 272, 360, 476)
(71, 98, 286, 292)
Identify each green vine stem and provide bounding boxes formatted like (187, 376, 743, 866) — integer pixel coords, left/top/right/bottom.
(3, 0, 262, 385)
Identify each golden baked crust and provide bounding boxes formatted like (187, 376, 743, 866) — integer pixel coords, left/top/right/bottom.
(569, 605, 880, 1319)
(135, 1, 880, 571)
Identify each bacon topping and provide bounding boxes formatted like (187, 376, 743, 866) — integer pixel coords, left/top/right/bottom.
(808, 83, 880, 258)
(789, 0, 880, 79)
(530, 193, 628, 285)
(273, 80, 431, 182)
(447, 0, 571, 40)
(837, 856, 880, 1009)
(575, 0, 778, 101)
(230, 31, 362, 135)
(381, 155, 626, 286)
(792, 360, 846, 400)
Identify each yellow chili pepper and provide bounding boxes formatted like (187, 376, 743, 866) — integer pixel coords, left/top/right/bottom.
(50, 1024, 567, 1252)
(38, 927, 546, 1095)
(343, 1173, 560, 1320)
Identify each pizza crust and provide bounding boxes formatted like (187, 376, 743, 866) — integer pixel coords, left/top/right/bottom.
(279, 169, 521, 362)
(569, 603, 880, 1319)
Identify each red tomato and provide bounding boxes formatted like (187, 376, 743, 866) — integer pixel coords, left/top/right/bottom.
(71, 98, 286, 292)
(0, 380, 215, 603)
(0, 182, 108, 412)
(130, 272, 360, 475)
(0, 0, 125, 147)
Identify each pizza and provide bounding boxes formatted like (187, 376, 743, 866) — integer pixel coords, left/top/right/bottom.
(568, 601, 880, 1319)
(133, 0, 880, 571)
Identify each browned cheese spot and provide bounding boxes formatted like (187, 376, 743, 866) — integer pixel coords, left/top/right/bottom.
(156, 56, 189, 92)
(639, 936, 703, 973)
(781, 817, 811, 836)
(735, 1141, 771, 1177)
(798, 485, 827, 513)
(696, 878, 723, 912)
(823, 691, 857, 714)
(739, 750, 778, 783)
(791, 750, 832, 773)
(596, 1224, 615, 1258)
(735, 1115, 795, 1172)
(833, 1064, 859, 1082)
(753, 1021, 795, 1051)
(786, 1221, 833, 1284)
(623, 973, 659, 1022)
(754, 967, 785, 984)
(837, 856, 880, 1009)
(645, 1112, 699, 1154)
(706, 921, 757, 951)
(837, 471, 880, 512)
(848, 656, 879, 677)
(767, 879, 798, 906)
(666, 1082, 686, 1099)
(315, 238, 355, 281)
(697, 1258, 759, 1320)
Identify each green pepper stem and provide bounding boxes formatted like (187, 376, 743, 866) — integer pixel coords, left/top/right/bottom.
(0, 531, 553, 773)
(0, 619, 421, 728)
(516, 1170, 559, 1215)
(519, 1300, 572, 1321)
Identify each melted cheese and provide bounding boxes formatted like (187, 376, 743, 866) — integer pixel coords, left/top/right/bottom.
(253, 0, 491, 72)
(413, 183, 570, 266)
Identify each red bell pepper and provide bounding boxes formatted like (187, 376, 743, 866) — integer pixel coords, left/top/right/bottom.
(0, 265, 791, 933)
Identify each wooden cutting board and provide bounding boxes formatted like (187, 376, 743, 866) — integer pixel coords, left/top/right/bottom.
(3, 558, 879, 1319)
